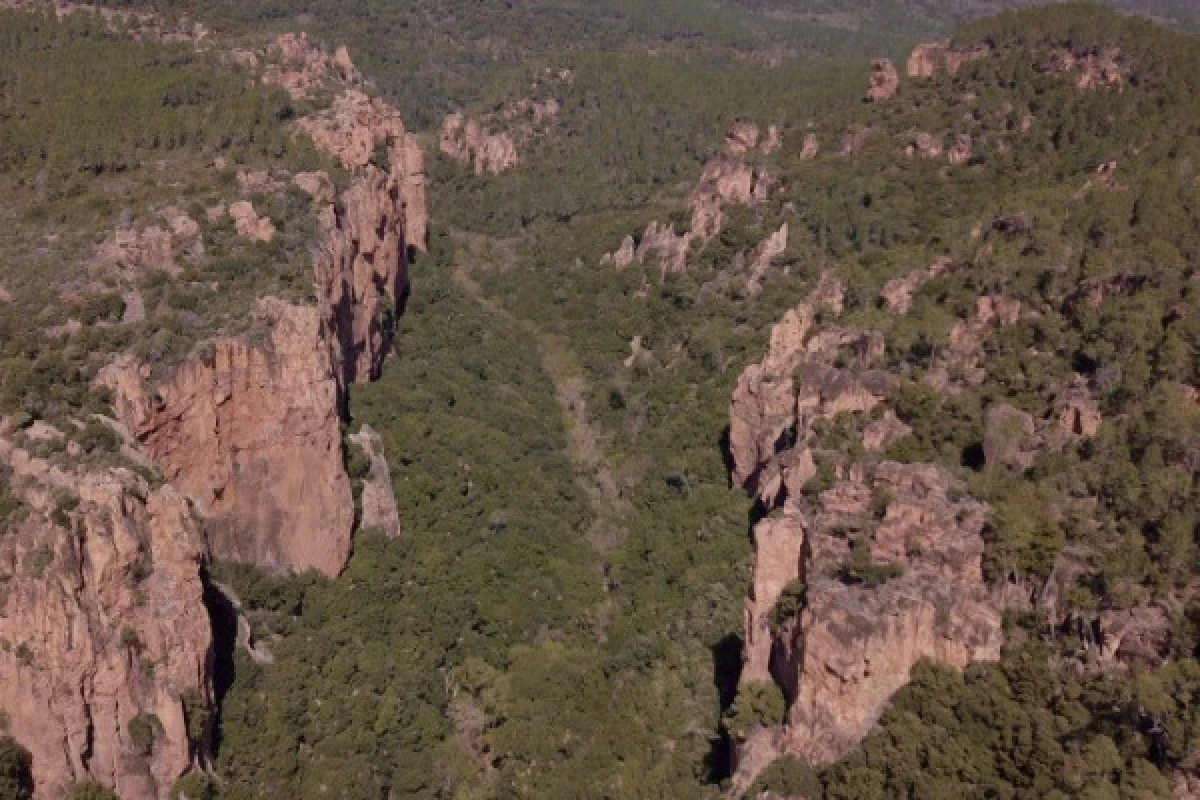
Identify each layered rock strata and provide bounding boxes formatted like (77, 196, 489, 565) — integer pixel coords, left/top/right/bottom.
(727, 276, 1003, 794)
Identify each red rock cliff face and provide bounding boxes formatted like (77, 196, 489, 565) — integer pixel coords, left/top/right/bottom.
(316, 164, 409, 384)
(101, 45, 423, 578)
(1, 25, 420, 800)
(727, 276, 1003, 795)
(0, 437, 212, 800)
(101, 301, 354, 577)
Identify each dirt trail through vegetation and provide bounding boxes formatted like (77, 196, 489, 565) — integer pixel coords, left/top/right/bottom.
(451, 265, 630, 552)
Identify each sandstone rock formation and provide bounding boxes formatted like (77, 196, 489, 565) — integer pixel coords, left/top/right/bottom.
(839, 128, 873, 156)
(438, 81, 564, 176)
(315, 164, 410, 383)
(603, 147, 776, 275)
(907, 131, 944, 159)
(983, 402, 1038, 471)
(348, 424, 401, 537)
(100, 226, 180, 278)
(907, 41, 991, 78)
(261, 32, 360, 100)
(0, 1, 208, 43)
(95, 41, 420, 580)
(727, 276, 1003, 793)
(1046, 46, 1126, 91)
(227, 200, 277, 243)
(298, 88, 428, 251)
(866, 58, 900, 102)
(599, 235, 636, 269)
(947, 132, 974, 164)
(926, 295, 1021, 393)
(634, 220, 692, 276)
(879, 256, 955, 314)
(746, 223, 788, 294)
(725, 120, 781, 155)
(0, 437, 212, 800)
(726, 120, 761, 154)
(439, 112, 520, 175)
(100, 300, 354, 577)
(0, 14, 421, 800)
(1056, 377, 1102, 438)
(799, 133, 819, 160)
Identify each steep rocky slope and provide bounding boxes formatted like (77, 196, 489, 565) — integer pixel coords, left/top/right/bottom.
(727, 276, 1004, 792)
(100, 34, 423, 579)
(0, 429, 212, 800)
(0, 8, 423, 797)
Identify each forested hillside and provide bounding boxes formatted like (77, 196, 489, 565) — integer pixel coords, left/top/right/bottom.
(0, 1, 1197, 799)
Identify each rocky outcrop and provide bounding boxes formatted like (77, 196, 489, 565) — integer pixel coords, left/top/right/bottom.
(100, 300, 354, 577)
(262, 32, 360, 100)
(839, 128, 873, 157)
(439, 112, 520, 175)
(926, 295, 1021, 393)
(983, 403, 1038, 471)
(634, 220, 692, 276)
(947, 133, 974, 165)
(0, 436, 212, 800)
(299, 88, 428, 251)
(227, 201, 276, 243)
(799, 133, 819, 160)
(348, 425, 401, 537)
(603, 143, 776, 275)
(866, 59, 899, 102)
(777, 461, 1001, 765)
(727, 276, 1002, 793)
(1056, 377, 1102, 438)
(315, 164, 410, 383)
(726, 120, 781, 155)
(879, 256, 955, 314)
(907, 42, 991, 79)
(728, 272, 846, 489)
(95, 49, 420, 579)
(99, 226, 180, 278)
(1046, 46, 1126, 91)
(907, 131, 944, 159)
(599, 235, 637, 269)
(438, 79, 565, 176)
(746, 223, 788, 295)
(0, 1, 208, 43)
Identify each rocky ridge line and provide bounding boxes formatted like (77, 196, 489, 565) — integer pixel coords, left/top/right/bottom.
(726, 274, 1004, 794)
(0, 21, 421, 800)
(602, 120, 780, 276)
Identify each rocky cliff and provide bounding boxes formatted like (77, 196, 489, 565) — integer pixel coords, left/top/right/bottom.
(100, 300, 354, 577)
(727, 276, 1003, 794)
(0, 29, 418, 798)
(99, 40, 419, 579)
(0, 432, 212, 800)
